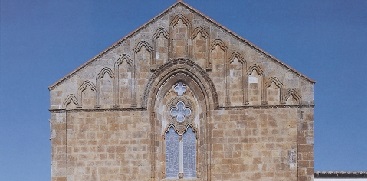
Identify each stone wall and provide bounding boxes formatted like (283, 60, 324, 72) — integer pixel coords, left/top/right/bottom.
(49, 2, 314, 181)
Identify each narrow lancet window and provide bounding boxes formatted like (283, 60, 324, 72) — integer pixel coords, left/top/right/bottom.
(166, 127, 180, 178)
(183, 127, 196, 178)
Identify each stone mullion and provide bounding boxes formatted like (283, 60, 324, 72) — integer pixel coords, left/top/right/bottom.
(261, 74, 266, 105)
(113, 63, 119, 107)
(95, 77, 101, 107)
(224, 50, 230, 107)
(77, 88, 83, 108)
(150, 111, 156, 180)
(244, 68, 249, 105)
(149, 45, 154, 71)
(206, 37, 210, 71)
(263, 78, 269, 105)
(195, 129, 199, 179)
(207, 111, 212, 181)
(152, 37, 157, 70)
(187, 25, 192, 59)
(168, 25, 173, 59)
(241, 61, 246, 105)
(132, 52, 137, 107)
(161, 132, 166, 180)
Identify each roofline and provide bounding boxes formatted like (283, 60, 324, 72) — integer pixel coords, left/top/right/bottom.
(49, 1, 315, 91)
(178, 1, 315, 84)
(48, 2, 182, 90)
(315, 171, 367, 178)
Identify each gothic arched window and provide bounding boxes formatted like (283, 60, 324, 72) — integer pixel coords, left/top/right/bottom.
(165, 127, 196, 179)
(165, 82, 197, 179)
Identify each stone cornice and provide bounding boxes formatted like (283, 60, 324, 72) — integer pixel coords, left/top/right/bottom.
(49, 104, 314, 113)
(315, 171, 367, 178)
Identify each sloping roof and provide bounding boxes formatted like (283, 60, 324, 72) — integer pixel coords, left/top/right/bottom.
(49, 1, 315, 91)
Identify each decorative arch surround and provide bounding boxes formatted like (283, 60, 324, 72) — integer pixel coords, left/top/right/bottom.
(63, 94, 78, 109)
(169, 14, 192, 59)
(282, 88, 302, 105)
(192, 27, 210, 70)
(143, 58, 218, 109)
(264, 77, 283, 105)
(153, 28, 169, 69)
(153, 27, 169, 40)
(77, 80, 97, 108)
(145, 58, 217, 180)
(134, 41, 154, 107)
(210, 39, 228, 106)
(191, 27, 209, 39)
(247, 64, 264, 76)
(247, 64, 265, 105)
(134, 41, 154, 53)
(227, 51, 247, 106)
(114, 54, 134, 107)
(96, 67, 114, 80)
(170, 14, 191, 27)
(96, 67, 114, 107)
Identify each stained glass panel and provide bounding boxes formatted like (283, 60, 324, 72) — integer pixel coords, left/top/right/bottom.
(183, 128, 196, 178)
(165, 127, 179, 178)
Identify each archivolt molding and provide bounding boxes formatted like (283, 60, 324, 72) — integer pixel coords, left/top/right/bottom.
(192, 27, 209, 39)
(209, 39, 228, 105)
(77, 80, 97, 107)
(143, 58, 218, 109)
(96, 67, 114, 80)
(248, 64, 264, 75)
(170, 14, 191, 27)
(96, 67, 114, 107)
(210, 39, 228, 51)
(114, 54, 134, 107)
(115, 54, 133, 67)
(263, 77, 283, 105)
(228, 51, 245, 64)
(78, 80, 96, 92)
(227, 51, 247, 106)
(153, 27, 169, 39)
(265, 77, 283, 88)
(63, 94, 78, 108)
(134, 41, 154, 53)
(282, 88, 302, 104)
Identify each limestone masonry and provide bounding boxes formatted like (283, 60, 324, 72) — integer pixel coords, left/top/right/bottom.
(49, 1, 315, 181)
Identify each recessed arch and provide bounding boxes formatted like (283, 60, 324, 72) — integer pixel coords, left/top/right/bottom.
(63, 94, 78, 109)
(282, 88, 302, 105)
(170, 14, 191, 27)
(143, 58, 218, 109)
(77, 80, 97, 108)
(145, 58, 216, 180)
(134, 41, 154, 53)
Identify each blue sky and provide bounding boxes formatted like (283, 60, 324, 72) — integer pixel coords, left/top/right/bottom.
(1, 0, 366, 180)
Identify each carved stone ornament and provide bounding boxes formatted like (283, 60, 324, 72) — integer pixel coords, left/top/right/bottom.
(170, 101, 191, 123)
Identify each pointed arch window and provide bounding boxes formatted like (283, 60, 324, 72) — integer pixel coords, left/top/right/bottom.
(165, 127, 196, 179)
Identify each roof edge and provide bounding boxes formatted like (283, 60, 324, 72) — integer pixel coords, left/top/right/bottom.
(49, 1, 315, 91)
(179, 1, 315, 84)
(48, 1, 182, 91)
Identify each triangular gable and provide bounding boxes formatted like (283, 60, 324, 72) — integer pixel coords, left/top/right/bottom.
(49, 1, 314, 91)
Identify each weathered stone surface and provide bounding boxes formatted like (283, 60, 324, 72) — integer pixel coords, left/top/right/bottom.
(49, 1, 314, 181)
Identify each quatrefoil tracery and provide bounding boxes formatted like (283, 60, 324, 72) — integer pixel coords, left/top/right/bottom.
(170, 101, 191, 123)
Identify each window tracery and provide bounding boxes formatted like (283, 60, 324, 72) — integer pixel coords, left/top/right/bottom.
(164, 82, 197, 179)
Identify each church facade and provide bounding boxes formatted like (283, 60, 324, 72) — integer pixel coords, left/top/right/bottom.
(49, 1, 315, 181)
